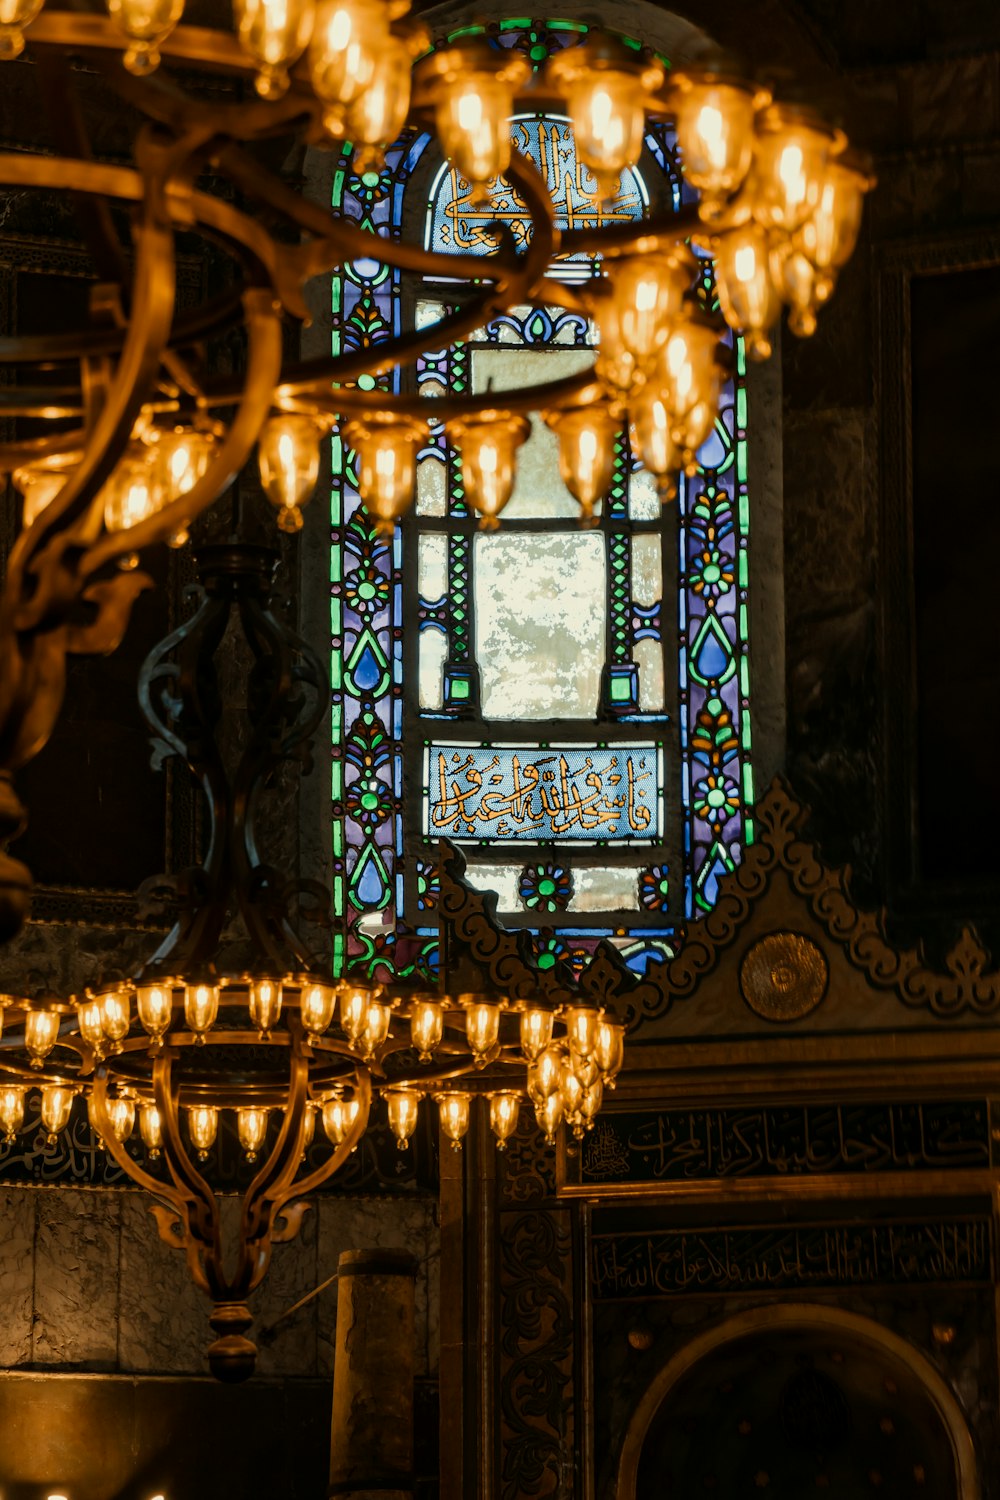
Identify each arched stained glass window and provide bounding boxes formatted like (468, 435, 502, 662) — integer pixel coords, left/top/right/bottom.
(329, 19, 754, 983)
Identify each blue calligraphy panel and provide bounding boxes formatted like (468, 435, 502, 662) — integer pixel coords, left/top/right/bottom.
(423, 742, 663, 844)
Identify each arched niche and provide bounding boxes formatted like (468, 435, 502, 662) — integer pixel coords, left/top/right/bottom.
(617, 1305, 980, 1499)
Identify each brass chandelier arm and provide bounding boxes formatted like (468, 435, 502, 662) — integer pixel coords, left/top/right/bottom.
(289, 369, 601, 426)
(152, 1049, 228, 1299)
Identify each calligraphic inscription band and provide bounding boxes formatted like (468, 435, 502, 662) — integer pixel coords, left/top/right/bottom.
(430, 116, 646, 261)
(591, 1216, 994, 1299)
(571, 1102, 991, 1189)
(424, 742, 663, 844)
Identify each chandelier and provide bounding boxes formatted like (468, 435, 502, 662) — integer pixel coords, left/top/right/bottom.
(0, 542, 625, 1380)
(0, 8, 872, 937)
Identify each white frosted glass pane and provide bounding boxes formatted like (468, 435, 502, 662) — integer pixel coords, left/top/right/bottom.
(635, 636, 664, 711)
(464, 863, 522, 910)
(419, 533, 447, 601)
(475, 533, 606, 719)
(628, 467, 661, 520)
(416, 300, 446, 330)
(570, 866, 639, 912)
(470, 346, 595, 520)
(419, 628, 447, 710)
(632, 535, 662, 607)
(416, 453, 447, 515)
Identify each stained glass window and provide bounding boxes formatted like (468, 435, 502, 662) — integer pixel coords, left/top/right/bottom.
(330, 19, 754, 983)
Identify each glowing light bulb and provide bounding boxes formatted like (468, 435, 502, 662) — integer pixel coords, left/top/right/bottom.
(140, 1102, 163, 1156)
(258, 413, 324, 533)
(102, 446, 163, 533)
(580, 1078, 604, 1124)
(41, 1084, 75, 1142)
(308, 0, 388, 107)
(301, 1102, 316, 1153)
(535, 1090, 564, 1144)
(797, 151, 873, 274)
(630, 389, 681, 500)
(594, 1020, 625, 1081)
(714, 224, 783, 360)
(322, 1095, 360, 1145)
(519, 1007, 554, 1062)
(446, 413, 529, 529)
(527, 1046, 563, 1107)
(559, 1059, 583, 1120)
(154, 427, 216, 503)
(547, 38, 661, 201)
(25, 1008, 60, 1067)
(77, 998, 106, 1054)
(361, 999, 392, 1059)
(543, 405, 618, 525)
(101, 990, 131, 1050)
(106, 0, 185, 72)
(233, 0, 314, 99)
(344, 23, 426, 171)
(300, 982, 337, 1035)
(12, 452, 79, 529)
(751, 104, 837, 232)
(653, 319, 724, 469)
(565, 1006, 601, 1059)
(339, 983, 371, 1045)
(248, 978, 283, 1038)
(136, 982, 173, 1045)
(0, 1085, 25, 1142)
(0, 0, 44, 60)
(342, 414, 427, 536)
(488, 1092, 520, 1148)
(237, 1107, 269, 1161)
(429, 45, 529, 197)
(464, 998, 500, 1065)
(436, 1092, 471, 1149)
(386, 1090, 421, 1150)
(669, 70, 759, 204)
(183, 982, 219, 1043)
(410, 998, 444, 1061)
(187, 1105, 218, 1158)
(107, 1095, 136, 1143)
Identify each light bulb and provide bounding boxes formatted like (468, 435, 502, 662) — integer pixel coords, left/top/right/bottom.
(654, 319, 724, 468)
(669, 69, 760, 203)
(527, 1046, 562, 1107)
(237, 1106, 269, 1161)
(464, 998, 500, 1065)
(386, 1090, 421, 1150)
(535, 1090, 564, 1144)
(342, 414, 427, 536)
(101, 990, 131, 1050)
(258, 413, 323, 533)
(248, 978, 283, 1038)
(106, 0, 186, 75)
(136, 982, 173, 1045)
(140, 1102, 163, 1156)
(410, 998, 444, 1061)
(339, 983, 371, 1045)
(0, 0, 43, 60)
(308, 0, 388, 107)
(714, 224, 783, 359)
(301, 1102, 316, 1153)
(300, 981, 337, 1035)
(751, 103, 837, 232)
(187, 1105, 218, 1158)
(488, 1092, 520, 1148)
(630, 388, 681, 500)
(559, 1060, 583, 1120)
(797, 149, 873, 273)
(107, 1095, 136, 1143)
(580, 1078, 603, 1124)
(41, 1084, 75, 1142)
(548, 38, 661, 200)
(598, 249, 694, 382)
(447, 413, 529, 529)
(0, 1084, 25, 1142)
(233, 0, 314, 99)
(519, 1007, 554, 1062)
(322, 1095, 360, 1145)
(343, 24, 425, 171)
(428, 45, 529, 197)
(571, 1051, 599, 1089)
(77, 998, 106, 1055)
(361, 999, 392, 1059)
(565, 1005, 600, 1059)
(183, 982, 219, 1043)
(154, 428, 216, 502)
(25, 1008, 60, 1067)
(436, 1092, 471, 1149)
(594, 1020, 625, 1081)
(102, 446, 163, 532)
(770, 244, 828, 338)
(543, 405, 617, 525)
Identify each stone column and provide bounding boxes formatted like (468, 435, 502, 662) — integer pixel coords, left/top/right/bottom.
(329, 1247, 418, 1500)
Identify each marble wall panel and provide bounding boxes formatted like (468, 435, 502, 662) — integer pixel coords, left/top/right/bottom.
(117, 1191, 210, 1375)
(0, 1188, 35, 1366)
(249, 1198, 320, 1379)
(31, 1188, 120, 1367)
